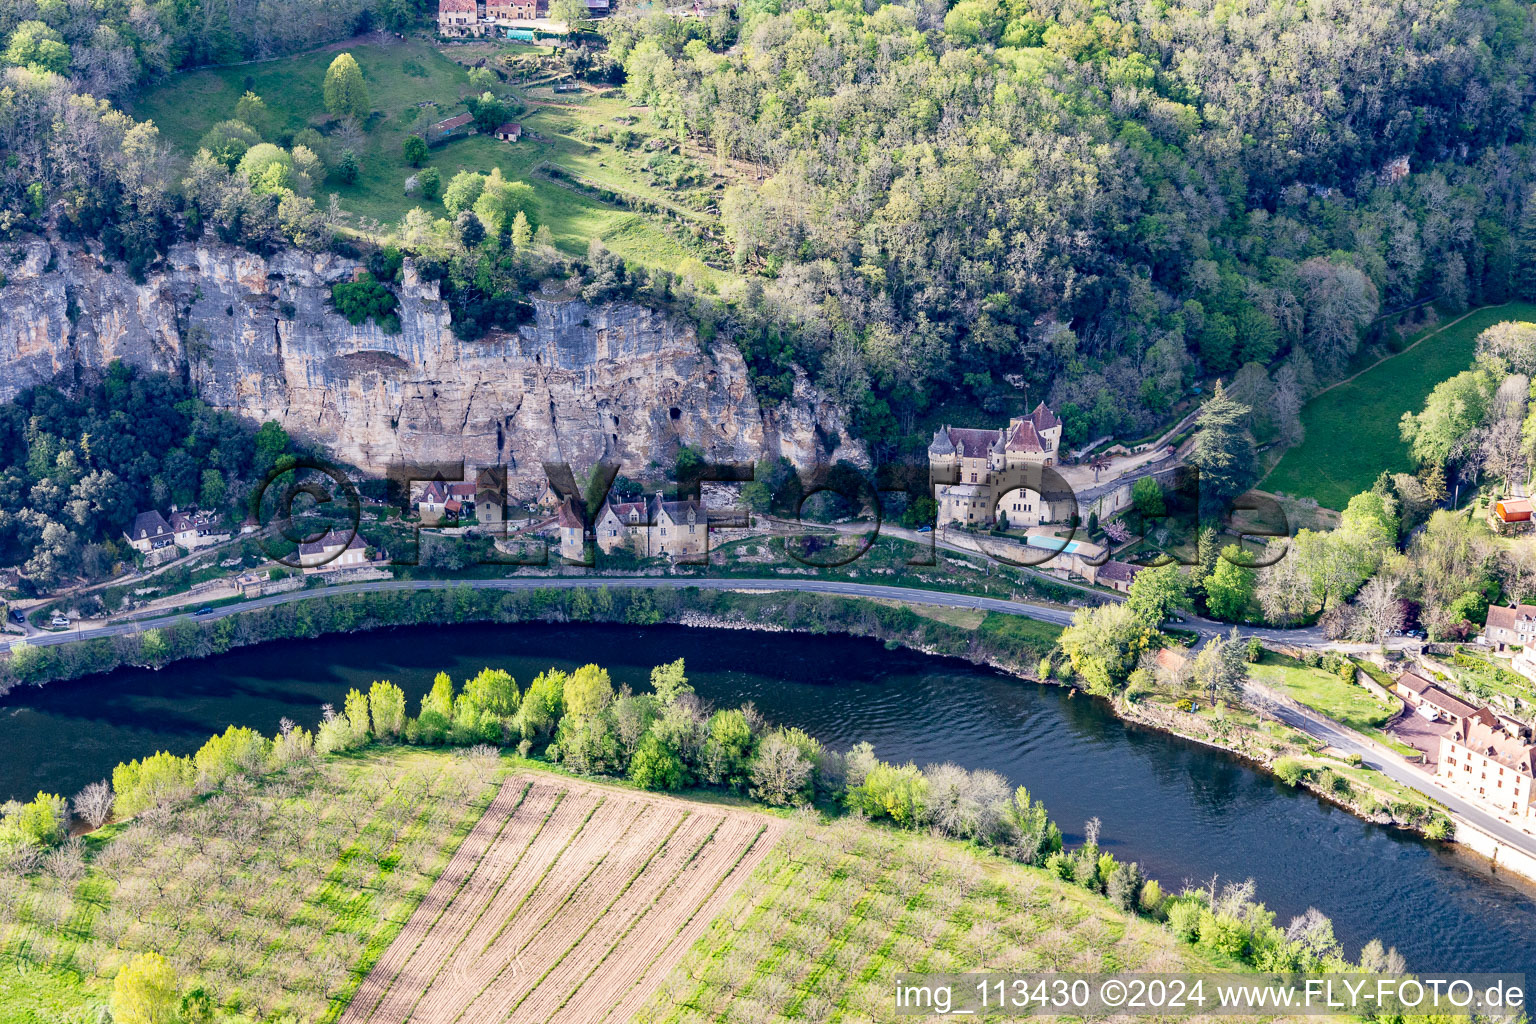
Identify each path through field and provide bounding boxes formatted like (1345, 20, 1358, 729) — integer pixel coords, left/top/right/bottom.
(340, 775, 783, 1024)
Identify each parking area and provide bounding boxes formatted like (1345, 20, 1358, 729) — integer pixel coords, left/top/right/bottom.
(1388, 710, 1453, 767)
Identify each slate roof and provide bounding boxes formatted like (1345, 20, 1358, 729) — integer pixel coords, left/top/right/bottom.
(297, 530, 366, 556)
(1096, 560, 1143, 584)
(127, 510, 171, 542)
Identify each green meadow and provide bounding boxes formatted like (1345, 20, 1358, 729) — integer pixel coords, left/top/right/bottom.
(1263, 301, 1536, 509)
(127, 38, 732, 285)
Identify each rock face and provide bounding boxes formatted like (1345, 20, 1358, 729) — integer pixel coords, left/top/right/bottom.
(0, 239, 859, 498)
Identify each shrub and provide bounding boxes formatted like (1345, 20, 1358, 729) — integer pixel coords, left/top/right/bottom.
(331, 273, 401, 333)
(1167, 900, 1201, 942)
(1272, 756, 1309, 787)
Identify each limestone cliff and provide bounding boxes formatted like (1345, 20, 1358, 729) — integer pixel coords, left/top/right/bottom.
(0, 238, 859, 498)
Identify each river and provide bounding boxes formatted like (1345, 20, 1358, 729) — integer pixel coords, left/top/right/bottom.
(1, 622, 1532, 973)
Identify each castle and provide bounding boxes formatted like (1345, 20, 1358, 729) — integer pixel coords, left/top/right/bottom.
(927, 402, 1067, 528)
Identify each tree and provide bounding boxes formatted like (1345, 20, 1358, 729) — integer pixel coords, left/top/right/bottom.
(369, 681, 408, 738)
(1057, 603, 1157, 695)
(110, 952, 180, 1024)
(628, 732, 684, 790)
(1126, 562, 1187, 624)
(4, 22, 71, 75)
(1515, 188, 1536, 303)
(563, 663, 614, 719)
(1400, 370, 1494, 468)
(473, 168, 536, 236)
(418, 167, 442, 201)
(237, 143, 294, 194)
(444, 172, 487, 217)
(551, 0, 590, 31)
(511, 210, 533, 251)
(417, 166, 442, 199)
(323, 53, 370, 120)
(1192, 628, 1248, 707)
(461, 669, 518, 719)
(1353, 575, 1404, 645)
(234, 91, 270, 135)
(1204, 545, 1257, 620)
(402, 134, 428, 167)
(649, 658, 692, 705)
(1131, 475, 1165, 518)
(198, 120, 262, 169)
(72, 780, 113, 829)
(1187, 381, 1257, 520)
(749, 730, 814, 806)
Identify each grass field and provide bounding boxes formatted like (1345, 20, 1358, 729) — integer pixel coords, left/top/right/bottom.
(1248, 653, 1397, 733)
(1262, 302, 1536, 508)
(127, 38, 731, 284)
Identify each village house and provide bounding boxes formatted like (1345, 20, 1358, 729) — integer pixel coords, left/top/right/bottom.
(1394, 671, 1486, 727)
(593, 493, 707, 560)
(487, 0, 537, 22)
(168, 508, 231, 551)
(1485, 603, 1536, 651)
(1490, 497, 1534, 536)
(297, 530, 370, 574)
(124, 510, 176, 565)
(494, 122, 523, 142)
(1087, 559, 1144, 594)
(1438, 711, 1536, 822)
(437, 0, 480, 35)
(557, 499, 586, 562)
(928, 403, 1065, 528)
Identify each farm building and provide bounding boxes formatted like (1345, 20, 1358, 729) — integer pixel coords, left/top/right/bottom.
(428, 112, 476, 145)
(1490, 496, 1534, 535)
(494, 122, 522, 142)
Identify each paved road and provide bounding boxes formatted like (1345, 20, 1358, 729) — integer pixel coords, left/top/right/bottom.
(0, 576, 1088, 655)
(1251, 682, 1536, 858)
(3, 571, 1335, 657)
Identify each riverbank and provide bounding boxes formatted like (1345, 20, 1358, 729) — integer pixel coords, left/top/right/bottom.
(0, 579, 1463, 852)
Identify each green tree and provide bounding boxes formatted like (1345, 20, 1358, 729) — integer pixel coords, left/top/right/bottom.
(323, 52, 370, 120)
(511, 210, 533, 250)
(1204, 545, 1257, 620)
(369, 681, 408, 738)
(563, 663, 614, 719)
(628, 732, 684, 790)
(418, 167, 442, 201)
(444, 171, 487, 216)
(402, 134, 429, 167)
(472, 168, 536, 235)
(462, 668, 519, 719)
(198, 119, 262, 169)
(1515, 188, 1536, 303)
(1131, 475, 1165, 518)
(1192, 628, 1248, 706)
(4, 21, 71, 75)
(1186, 381, 1257, 519)
(1058, 603, 1158, 695)
(424, 671, 455, 719)
(649, 658, 692, 705)
(234, 91, 270, 135)
(236, 143, 294, 194)
(1400, 369, 1494, 467)
(1125, 562, 1187, 624)
(110, 953, 180, 1024)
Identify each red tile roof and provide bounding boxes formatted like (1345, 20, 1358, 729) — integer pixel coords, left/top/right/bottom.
(439, 0, 476, 12)
(1004, 419, 1045, 453)
(434, 113, 474, 131)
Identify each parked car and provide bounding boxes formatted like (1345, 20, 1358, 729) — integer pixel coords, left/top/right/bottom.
(916, 526, 932, 533)
(8, 608, 23, 624)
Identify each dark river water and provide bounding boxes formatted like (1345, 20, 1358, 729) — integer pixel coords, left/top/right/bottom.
(2, 622, 1532, 973)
